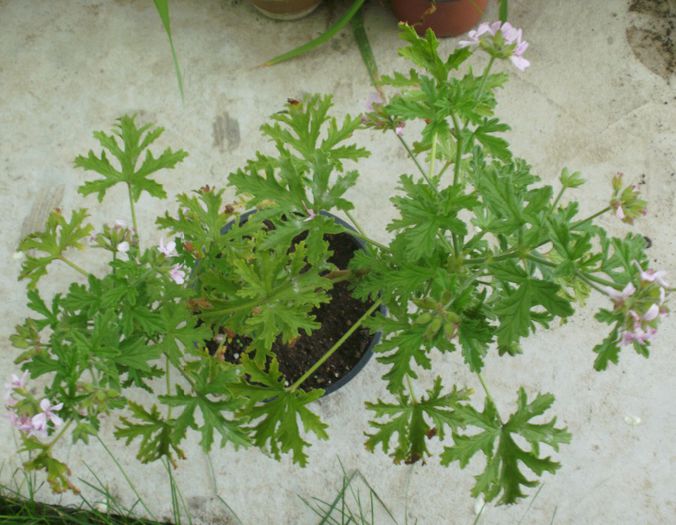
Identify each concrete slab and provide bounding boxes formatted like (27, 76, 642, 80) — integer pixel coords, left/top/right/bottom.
(1, 0, 674, 523)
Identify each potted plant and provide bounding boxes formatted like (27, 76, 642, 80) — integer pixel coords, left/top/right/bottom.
(249, 0, 323, 20)
(391, 0, 489, 37)
(7, 22, 669, 509)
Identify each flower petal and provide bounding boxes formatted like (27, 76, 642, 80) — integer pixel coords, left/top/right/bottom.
(643, 304, 660, 321)
(510, 55, 530, 71)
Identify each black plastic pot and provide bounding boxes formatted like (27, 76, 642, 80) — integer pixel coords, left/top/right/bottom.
(217, 209, 385, 397)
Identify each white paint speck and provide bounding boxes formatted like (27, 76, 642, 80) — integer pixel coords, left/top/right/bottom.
(624, 415, 642, 426)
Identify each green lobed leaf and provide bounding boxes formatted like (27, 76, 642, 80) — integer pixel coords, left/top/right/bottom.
(441, 388, 571, 505)
(74, 114, 187, 203)
(230, 357, 328, 467)
(18, 208, 93, 287)
(365, 377, 471, 464)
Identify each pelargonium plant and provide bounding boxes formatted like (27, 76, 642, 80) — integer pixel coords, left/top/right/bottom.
(7, 23, 670, 505)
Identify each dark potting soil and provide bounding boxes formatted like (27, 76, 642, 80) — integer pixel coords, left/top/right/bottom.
(205, 231, 376, 391)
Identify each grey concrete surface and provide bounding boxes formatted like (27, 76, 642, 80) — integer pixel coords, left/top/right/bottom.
(1, 0, 675, 523)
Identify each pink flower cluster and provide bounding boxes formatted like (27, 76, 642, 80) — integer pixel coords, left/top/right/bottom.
(158, 238, 178, 257)
(4, 372, 63, 438)
(157, 238, 185, 284)
(458, 21, 530, 71)
(170, 265, 186, 285)
(610, 173, 647, 224)
(608, 269, 669, 346)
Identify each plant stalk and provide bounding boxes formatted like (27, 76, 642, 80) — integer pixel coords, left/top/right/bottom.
(127, 184, 140, 249)
(406, 376, 418, 404)
(46, 420, 73, 450)
(475, 56, 496, 110)
(289, 298, 382, 392)
(165, 356, 173, 419)
(477, 372, 501, 422)
(552, 187, 566, 209)
(572, 206, 611, 228)
(60, 257, 90, 277)
(395, 132, 438, 192)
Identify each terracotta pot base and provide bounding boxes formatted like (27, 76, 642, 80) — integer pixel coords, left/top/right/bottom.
(391, 0, 488, 38)
(250, 0, 322, 20)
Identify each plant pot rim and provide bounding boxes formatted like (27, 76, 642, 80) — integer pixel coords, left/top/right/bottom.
(220, 208, 385, 397)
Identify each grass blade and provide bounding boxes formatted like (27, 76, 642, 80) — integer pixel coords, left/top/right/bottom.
(350, 7, 382, 96)
(95, 435, 157, 521)
(152, 0, 185, 101)
(261, 0, 366, 67)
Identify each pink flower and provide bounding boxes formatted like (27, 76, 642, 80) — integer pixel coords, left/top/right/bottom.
(621, 326, 656, 346)
(509, 40, 530, 71)
(117, 241, 130, 253)
(31, 398, 63, 433)
(304, 209, 317, 222)
(158, 238, 178, 257)
(169, 265, 186, 285)
(499, 22, 519, 44)
(642, 304, 660, 322)
(395, 123, 405, 137)
(615, 205, 625, 220)
(8, 412, 35, 434)
(458, 21, 500, 47)
(365, 92, 383, 112)
(4, 372, 28, 399)
(606, 283, 636, 304)
(458, 21, 529, 70)
(640, 269, 669, 288)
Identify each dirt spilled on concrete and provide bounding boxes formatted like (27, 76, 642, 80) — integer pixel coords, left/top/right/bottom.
(627, 0, 675, 79)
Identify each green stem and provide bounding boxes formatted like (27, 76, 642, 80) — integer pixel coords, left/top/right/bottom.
(345, 212, 388, 251)
(127, 184, 140, 249)
(395, 132, 438, 192)
(580, 272, 619, 289)
(572, 206, 611, 229)
(289, 299, 382, 392)
(577, 272, 609, 295)
(450, 113, 463, 256)
(406, 376, 418, 404)
(526, 254, 556, 267)
(46, 420, 73, 450)
(464, 250, 520, 266)
(345, 210, 367, 239)
(165, 356, 172, 419)
(475, 56, 495, 113)
(429, 132, 438, 183)
(60, 257, 89, 277)
(451, 114, 463, 186)
(436, 159, 452, 179)
(552, 187, 566, 209)
(528, 254, 619, 290)
(477, 372, 501, 422)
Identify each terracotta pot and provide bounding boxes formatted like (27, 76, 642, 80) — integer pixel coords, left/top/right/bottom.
(249, 0, 322, 20)
(391, 0, 488, 38)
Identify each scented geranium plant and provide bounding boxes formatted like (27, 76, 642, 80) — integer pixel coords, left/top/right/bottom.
(6, 22, 670, 505)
